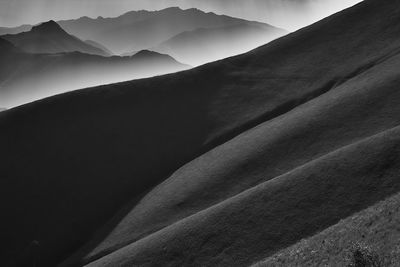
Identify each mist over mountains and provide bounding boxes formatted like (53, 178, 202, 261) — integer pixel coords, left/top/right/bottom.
(4, 0, 400, 267)
(153, 23, 284, 66)
(166, 0, 362, 30)
(58, 7, 286, 61)
(0, 0, 362, 30)
(0, 7, 287, 107)
(1, 8, 286, 66)
(0, 21, 189, 107)
(2, 20, 110, 56)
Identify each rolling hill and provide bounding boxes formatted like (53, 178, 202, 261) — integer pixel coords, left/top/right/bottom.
(3, 0, 400, 266)
(1, 20, 109, 56)
(0, 41, 189, 107)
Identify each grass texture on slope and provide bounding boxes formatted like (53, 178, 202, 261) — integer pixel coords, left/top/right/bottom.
(254, 191, 400, 267)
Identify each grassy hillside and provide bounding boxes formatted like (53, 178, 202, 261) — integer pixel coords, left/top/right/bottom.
(83, 50, 400, 267)
(3, 0, 400, 266)
(255, 191, 400, 266)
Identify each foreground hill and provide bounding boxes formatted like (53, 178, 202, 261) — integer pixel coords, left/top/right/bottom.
(0, 44, 188, 107)
(2, 21, 109, 56)
(255, 191, 400, 266)
(3, 0, 400, 266)
(153, 23, 285, 66)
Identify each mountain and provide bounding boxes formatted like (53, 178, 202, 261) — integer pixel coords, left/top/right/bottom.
(0, 8, 286, 64)
(3, 0, 400, 266)
(56, 7, 285, 55)
(85, 39, 113, 55)
(0, 24, 31, 35)
(0, 44, 189, 107)
(2, 21, 110, 56)
(153, 23, 285, 66)
(163, 0, 362, 31)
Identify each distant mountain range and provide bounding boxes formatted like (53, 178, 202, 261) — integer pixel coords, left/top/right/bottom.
(0, 22, 189, 107)
(2, 21, 110, 56)
(0, 7, 286, 66)
(153, 23, 285, 66)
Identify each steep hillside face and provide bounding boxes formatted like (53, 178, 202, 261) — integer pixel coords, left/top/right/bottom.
(56, 7, 284, 55)
(0, 49, 188, 108)
(2, 21, 109, 56)
(74, 44, 400, 266)
(2, 0, 400, 266)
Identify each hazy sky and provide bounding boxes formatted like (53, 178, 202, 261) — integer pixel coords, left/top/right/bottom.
(0, 0, 362, 30)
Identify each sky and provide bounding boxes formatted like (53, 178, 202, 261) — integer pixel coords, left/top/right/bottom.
(0, 0, 362, 30)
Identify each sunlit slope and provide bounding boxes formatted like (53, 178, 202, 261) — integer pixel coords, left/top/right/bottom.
(2, 0, 400, 266)
(255, 190, 400, 266)
(82, 45, 400, 266)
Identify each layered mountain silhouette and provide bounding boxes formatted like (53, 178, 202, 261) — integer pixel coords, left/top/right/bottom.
(85, 39, 113, 55)
(0, 8, 286, 65)
(3, 0, 400, 266)
(0, 24, 31, 35)
(2, 21, 110, 56)
(56, 7, 285, 55)
(0, 38, 188, 107)
(153, 23, 285, 65)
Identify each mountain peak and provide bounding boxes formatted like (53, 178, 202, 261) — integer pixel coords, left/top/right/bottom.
(31, 20, 65, 34)
(132, 49, 172, 60)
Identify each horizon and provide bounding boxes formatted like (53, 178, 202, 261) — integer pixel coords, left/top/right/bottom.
(0, 0, 362, 30)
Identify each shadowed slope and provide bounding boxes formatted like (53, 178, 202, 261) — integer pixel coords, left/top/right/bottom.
(2, 0, 400, 266)
(0, 37, 21, 53)
(68, 37, 400, 266)
(2, 21, 109, 56)
(88, 123, 400, 267)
